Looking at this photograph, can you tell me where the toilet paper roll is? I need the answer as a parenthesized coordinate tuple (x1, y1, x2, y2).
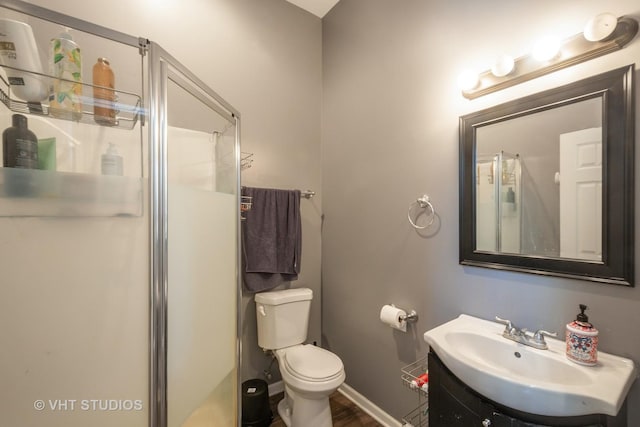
(380, 304, 407, 332)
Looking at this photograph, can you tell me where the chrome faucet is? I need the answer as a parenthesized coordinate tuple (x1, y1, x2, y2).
(495, 316, 557, 350)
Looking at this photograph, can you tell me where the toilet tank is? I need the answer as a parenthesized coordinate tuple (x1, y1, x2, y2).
(255, 288, 312, 350)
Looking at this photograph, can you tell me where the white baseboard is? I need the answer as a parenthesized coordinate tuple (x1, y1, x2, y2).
(268, 380, 401, 427)
(268, 380, 284, 396)
(338, 383, 402, 427)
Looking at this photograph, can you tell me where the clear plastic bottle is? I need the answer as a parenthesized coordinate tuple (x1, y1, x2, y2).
(101, 143, 123, 176)
(92, 57, 117, 126)
(49, 31, 82, 121)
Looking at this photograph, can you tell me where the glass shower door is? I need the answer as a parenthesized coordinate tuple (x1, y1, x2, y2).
(475, 151, 521, 253)
(149, 44, 240, 427)
(0, 4, 147, 427)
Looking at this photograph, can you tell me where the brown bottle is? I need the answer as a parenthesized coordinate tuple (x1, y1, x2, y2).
(92, 57, 117, 126)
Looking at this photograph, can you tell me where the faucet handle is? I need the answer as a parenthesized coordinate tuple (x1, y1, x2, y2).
(495, 316, 513, 332)
(533, 329, 557, 343)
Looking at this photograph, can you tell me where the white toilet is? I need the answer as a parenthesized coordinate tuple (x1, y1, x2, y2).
(255, 288, 345, 427)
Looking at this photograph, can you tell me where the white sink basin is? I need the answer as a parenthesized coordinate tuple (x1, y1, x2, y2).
(423, 314, 637, 417)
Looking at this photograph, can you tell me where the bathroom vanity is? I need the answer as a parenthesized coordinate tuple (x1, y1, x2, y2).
(423, 315, 636, 427)
(428, 350, 627, 427)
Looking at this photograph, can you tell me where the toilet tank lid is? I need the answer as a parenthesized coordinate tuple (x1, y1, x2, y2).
(255, 288, 312, 305)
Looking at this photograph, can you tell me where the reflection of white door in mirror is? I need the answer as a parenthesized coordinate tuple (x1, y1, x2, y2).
(559, 127, 602, 261)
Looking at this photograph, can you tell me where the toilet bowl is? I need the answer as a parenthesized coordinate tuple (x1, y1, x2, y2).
(275, 344, 345, 427)
(255, 288, 345, 427)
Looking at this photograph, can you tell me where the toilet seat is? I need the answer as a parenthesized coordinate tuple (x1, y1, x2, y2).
(281, 345, 344, 382)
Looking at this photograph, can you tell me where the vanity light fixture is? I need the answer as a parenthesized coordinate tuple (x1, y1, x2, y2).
(461, 14, 638, 99)
(457, 69, 480, 91)
(491, 54, 515, 77)
(531, 36, 561, 62)
(584, 13, 618, 41)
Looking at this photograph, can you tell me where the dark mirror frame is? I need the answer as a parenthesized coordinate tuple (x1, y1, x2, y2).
(459, 65, 635, 286)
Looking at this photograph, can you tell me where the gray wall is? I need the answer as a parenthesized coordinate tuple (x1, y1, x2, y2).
(234, 1, 323, 383)
(322, 0, 640, 423)
(24, 0, 323, 384)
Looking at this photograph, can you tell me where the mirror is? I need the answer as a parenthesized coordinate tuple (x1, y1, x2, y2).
(460, 65, 634, 286)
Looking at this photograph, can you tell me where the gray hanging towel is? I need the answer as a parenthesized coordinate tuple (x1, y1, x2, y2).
(242, 187, 301, 293)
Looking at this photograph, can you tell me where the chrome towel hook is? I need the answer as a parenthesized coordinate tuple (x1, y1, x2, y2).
(407, 194, 435, 229)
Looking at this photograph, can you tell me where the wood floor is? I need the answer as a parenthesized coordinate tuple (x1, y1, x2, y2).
(269, 391, 383, 427)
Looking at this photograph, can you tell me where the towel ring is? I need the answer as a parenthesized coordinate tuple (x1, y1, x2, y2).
(408, 194, 435, 229)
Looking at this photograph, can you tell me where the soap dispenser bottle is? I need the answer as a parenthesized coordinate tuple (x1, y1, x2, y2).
(101, 143, 123, 176)
(566, 304, 598, 366)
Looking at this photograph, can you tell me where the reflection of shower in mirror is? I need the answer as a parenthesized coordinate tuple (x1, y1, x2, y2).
(476, 151, 521, 254)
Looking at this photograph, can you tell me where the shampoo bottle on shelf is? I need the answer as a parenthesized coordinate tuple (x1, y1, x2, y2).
(0, 18, 48, 102)
(3, 113, 38, 169)
(49, 31, 82, 120)
(565, 304, 599, 366)
(101, 143, 123, 176)
(3, 114, 38, 196)
(92, 57, 117, 126)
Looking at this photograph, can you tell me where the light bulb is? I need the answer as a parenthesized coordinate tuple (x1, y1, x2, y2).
(458, 70, 480, 91)
(491, 54, 515, 77)
(532, 36, 561, 61)
(584, 13, 617, 42)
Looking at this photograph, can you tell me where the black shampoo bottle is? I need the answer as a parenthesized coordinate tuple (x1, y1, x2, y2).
(3, 113, 38, 169)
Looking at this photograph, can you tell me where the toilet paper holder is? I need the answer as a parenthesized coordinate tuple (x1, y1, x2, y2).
(400, 310, 419, 323)
(380, 304, 419, 332)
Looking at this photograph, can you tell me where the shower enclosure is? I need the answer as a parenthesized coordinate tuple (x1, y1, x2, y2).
(0, 2, 240, 427)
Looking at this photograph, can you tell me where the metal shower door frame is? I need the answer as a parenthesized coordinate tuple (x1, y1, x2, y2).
(148, 42, 242, 427)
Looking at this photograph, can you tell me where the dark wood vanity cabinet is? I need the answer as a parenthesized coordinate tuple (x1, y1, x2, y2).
(428, 351, 627, 427)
